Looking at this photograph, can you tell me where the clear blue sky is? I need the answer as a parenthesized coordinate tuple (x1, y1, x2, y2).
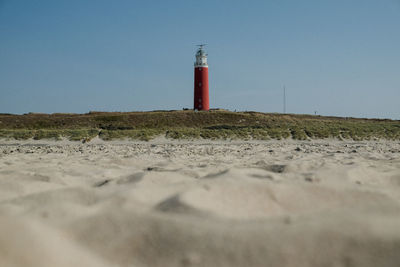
(1, 0, 399, 119)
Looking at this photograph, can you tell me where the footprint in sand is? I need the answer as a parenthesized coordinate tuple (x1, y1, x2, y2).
(255, 161, 287, 173)
(155, 195, 203, 215)
(116, 172, 145, 185)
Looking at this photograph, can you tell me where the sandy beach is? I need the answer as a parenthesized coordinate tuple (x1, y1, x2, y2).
(1, 139, 400, 267)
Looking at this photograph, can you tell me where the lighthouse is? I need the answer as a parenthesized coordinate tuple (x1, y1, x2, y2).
(194, 45, 209, 111)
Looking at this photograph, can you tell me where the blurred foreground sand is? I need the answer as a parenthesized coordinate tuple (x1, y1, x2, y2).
(1, 140, 400, 267)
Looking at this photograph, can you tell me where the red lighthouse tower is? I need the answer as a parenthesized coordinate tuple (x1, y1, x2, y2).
(194, 45, 209, 111)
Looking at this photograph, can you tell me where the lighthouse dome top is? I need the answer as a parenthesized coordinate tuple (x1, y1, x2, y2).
(196, 48, 207, 57)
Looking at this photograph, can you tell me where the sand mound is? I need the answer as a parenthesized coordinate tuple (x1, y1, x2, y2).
(1, 140, 400, 266)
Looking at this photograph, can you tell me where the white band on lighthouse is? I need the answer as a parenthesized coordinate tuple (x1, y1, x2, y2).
(194, 45, 208, 67)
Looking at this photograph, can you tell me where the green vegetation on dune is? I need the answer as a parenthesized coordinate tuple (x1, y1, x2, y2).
(0, 129, 99, 142)
(0, 110, 399, 141)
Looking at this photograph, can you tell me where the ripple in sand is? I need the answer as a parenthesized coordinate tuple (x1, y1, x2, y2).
(201, 169, 229, 179)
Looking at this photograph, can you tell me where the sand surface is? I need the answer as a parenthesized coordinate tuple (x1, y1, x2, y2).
(1, 139, 400, 267)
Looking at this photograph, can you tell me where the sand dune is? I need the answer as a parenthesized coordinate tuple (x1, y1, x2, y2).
(1, 140, 400, 266)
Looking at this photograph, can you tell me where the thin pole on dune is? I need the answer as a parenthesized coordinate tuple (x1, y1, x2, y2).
(283, 85, 286, 114)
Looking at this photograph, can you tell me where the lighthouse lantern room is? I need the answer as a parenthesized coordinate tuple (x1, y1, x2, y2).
(194, 45, 209, 111)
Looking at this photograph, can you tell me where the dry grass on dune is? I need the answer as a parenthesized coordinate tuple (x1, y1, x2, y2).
(0, 110, 399, 141)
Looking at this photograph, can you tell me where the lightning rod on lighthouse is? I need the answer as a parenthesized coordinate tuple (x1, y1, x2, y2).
(194, 44, 209, 111)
